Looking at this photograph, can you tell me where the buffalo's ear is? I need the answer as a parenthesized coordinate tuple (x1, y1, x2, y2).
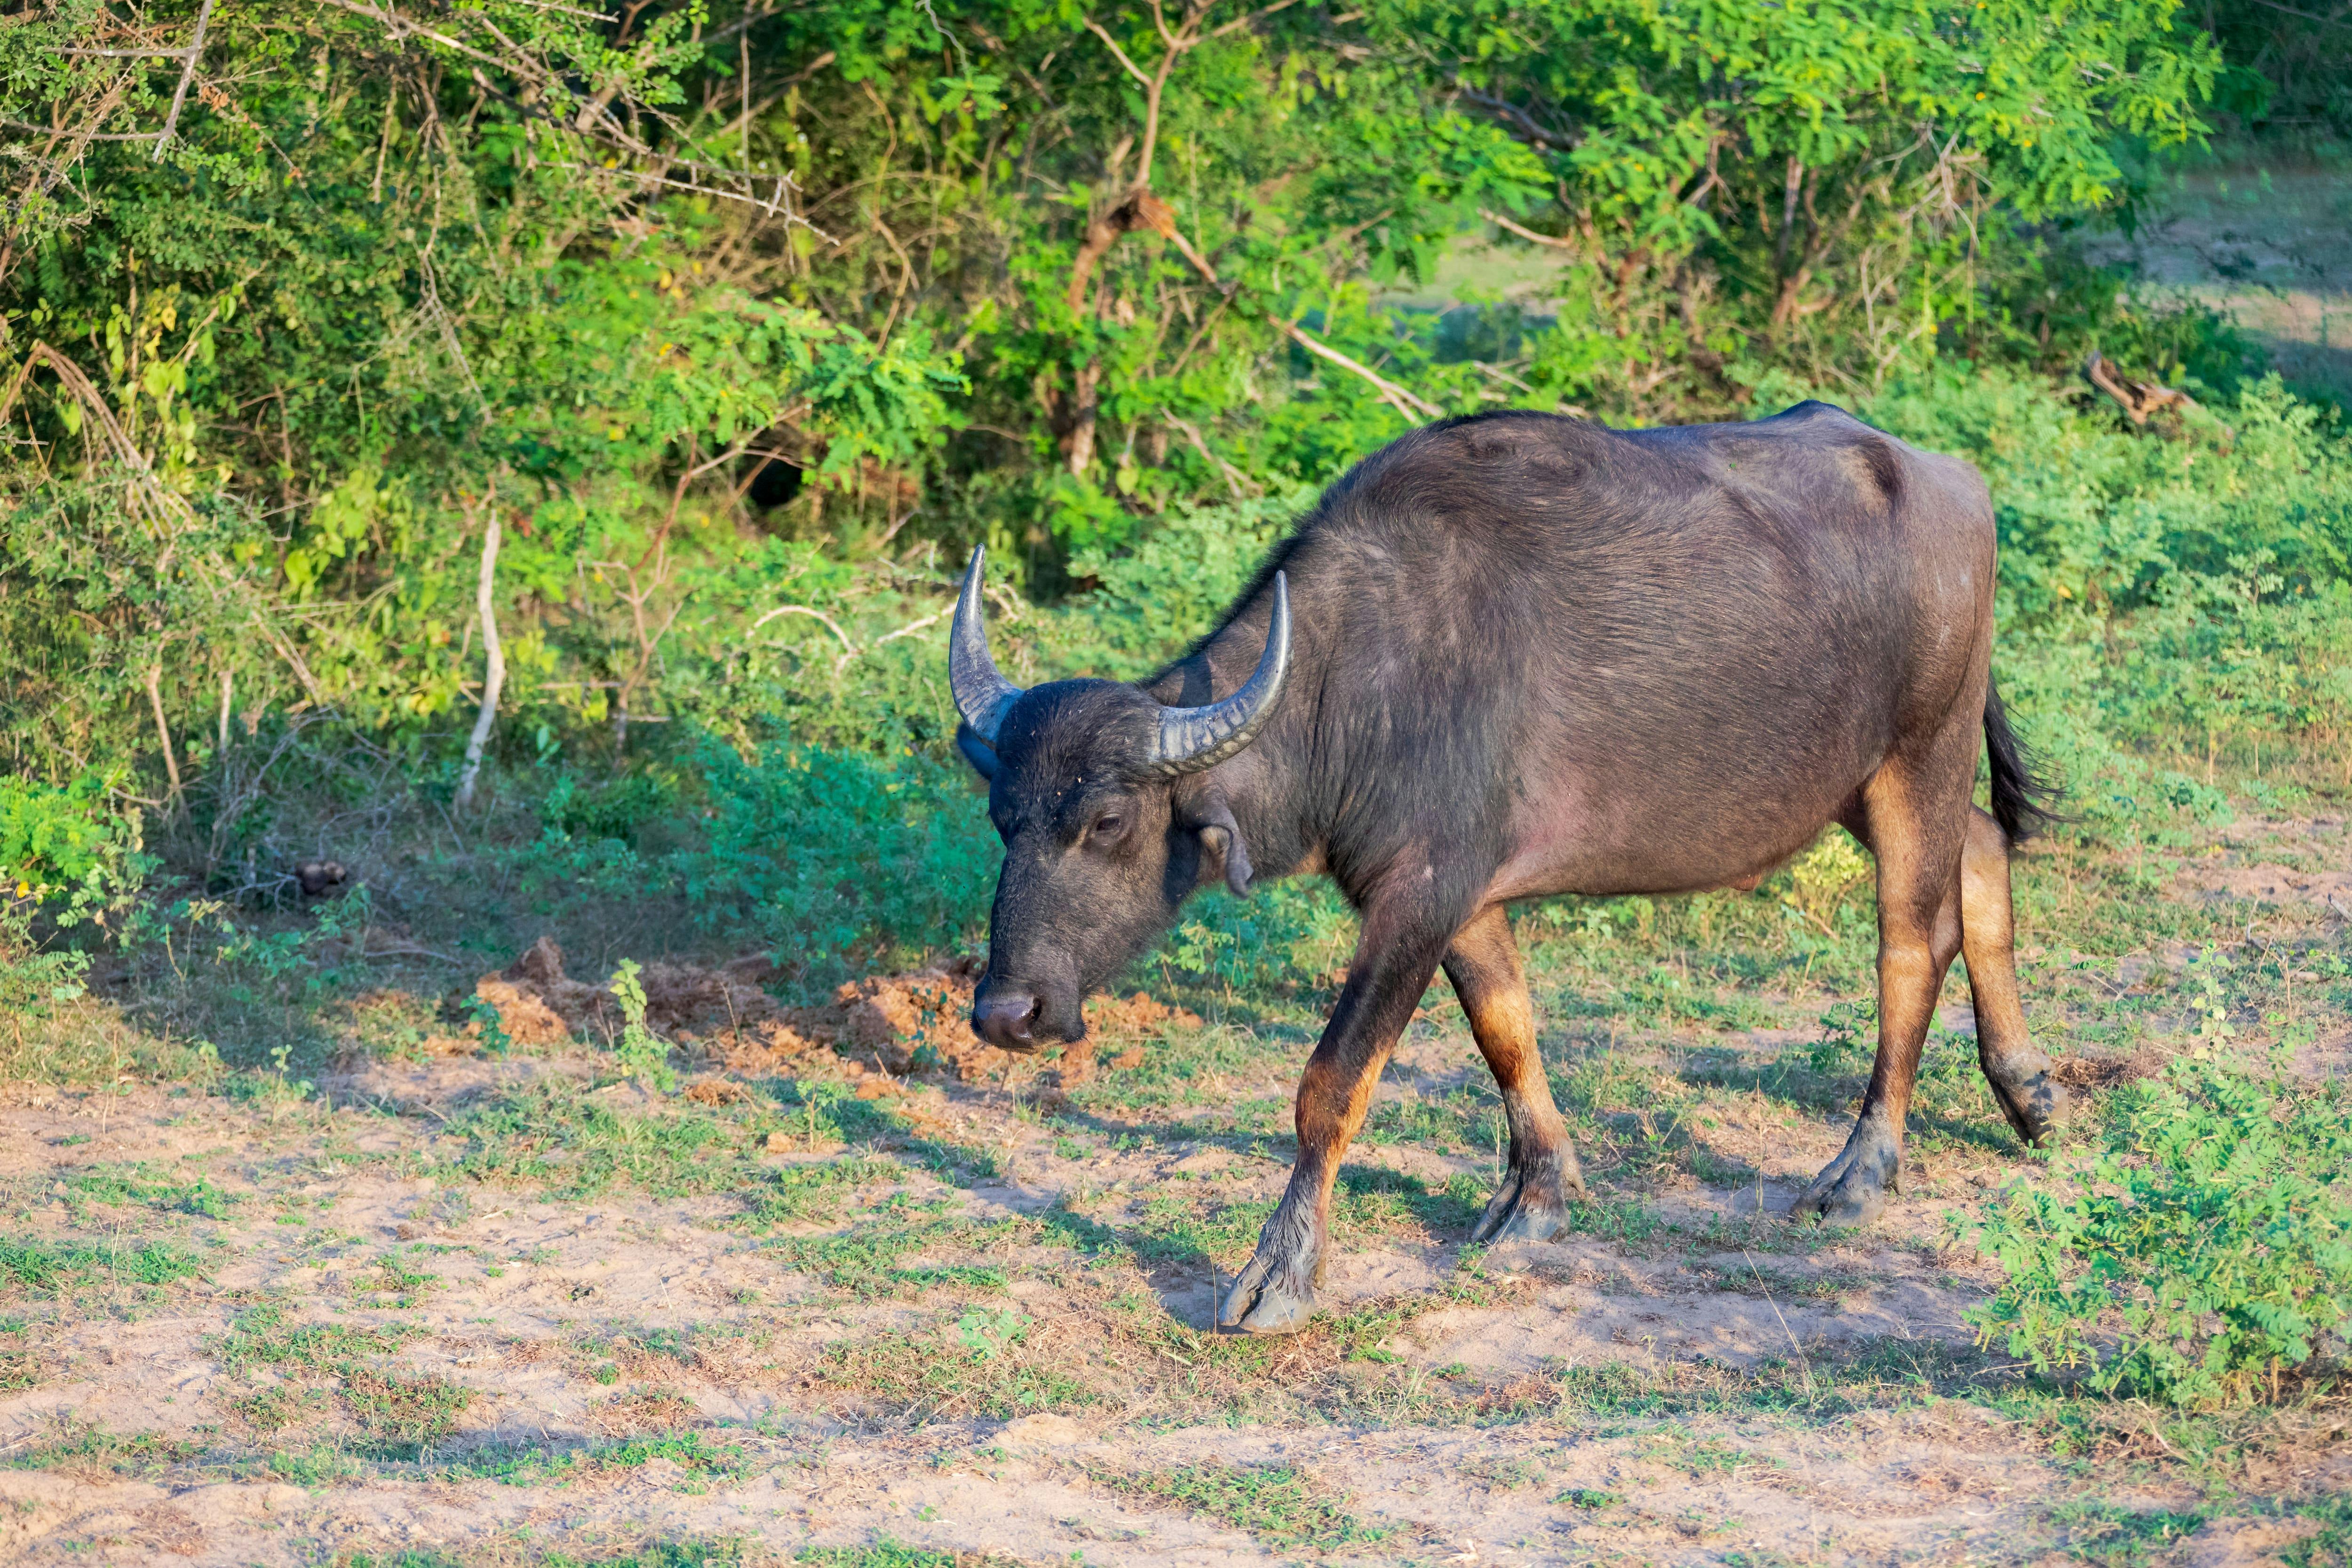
(955, 722, 999, 781)
(1185, 791, 1254, 896)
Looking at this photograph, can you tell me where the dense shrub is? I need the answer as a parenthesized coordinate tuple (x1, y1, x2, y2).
(1966, 1023, 2352, 1406)
(0, 773, 148, 1008)
(679, 740, 995, 986)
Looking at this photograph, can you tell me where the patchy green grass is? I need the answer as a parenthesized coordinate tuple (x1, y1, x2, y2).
(210, 1303, 422, 1369)
(1097, 1460, 1388, 1552)
(62, 1163, 241, 1218)
(797, 1545, 981, 1568)
(816, 1310, 1096, 1421)
(445, 1431, 749, 1487)
(2050, 1501, 2211, 1566)
(0, 1237, 204, 1294)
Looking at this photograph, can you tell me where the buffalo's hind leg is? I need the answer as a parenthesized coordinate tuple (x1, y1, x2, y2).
(1446, 906, 1586, 1242)
(1960, 807, 2068, 1144)
(1794, 770, 1966, 1227)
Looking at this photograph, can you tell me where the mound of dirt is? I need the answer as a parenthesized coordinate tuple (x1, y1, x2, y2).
(476, 936, 794, 1045)
(469, 939, 1199, 1086)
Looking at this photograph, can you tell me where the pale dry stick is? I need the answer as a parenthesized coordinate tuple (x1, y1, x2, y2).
(453, 490, 505, 812)
(215, 667, 233, 754)
(749, 602, 858, 662)
(1479, 207, 1576, 251)
(313, 0, 549, 87)
(56, 3, 212, 152)
(869, 611, 944, 654)
(144, 662, 183, 814)
(501, 0, 618, 17)
(1743, 1246, 1815, 1401)
(546, 162, 819, 227)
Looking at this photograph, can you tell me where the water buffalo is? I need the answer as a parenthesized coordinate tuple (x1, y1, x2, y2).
(948, 402, 2065, 1335)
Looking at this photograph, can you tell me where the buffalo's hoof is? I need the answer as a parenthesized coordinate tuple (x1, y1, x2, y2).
(1471, 1149, 1585, 1244)
(1791, 1125, 1899, 1227)
(1218, 1251, 1318, 1335)
(1987, 1060, 2070, 1147)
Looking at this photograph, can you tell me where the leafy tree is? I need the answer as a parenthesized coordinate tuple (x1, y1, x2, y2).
(0, 0, 2228, 803)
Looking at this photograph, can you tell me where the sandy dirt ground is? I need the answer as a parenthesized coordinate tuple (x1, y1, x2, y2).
(2089, 166, 2352, 400)
(3, 815, 2349, 1566)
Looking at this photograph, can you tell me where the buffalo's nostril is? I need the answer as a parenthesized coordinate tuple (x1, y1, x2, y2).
(972, 993, 1040, 1050)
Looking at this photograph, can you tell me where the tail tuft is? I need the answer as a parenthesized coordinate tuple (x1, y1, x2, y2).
(1984, 681, 2063, 842)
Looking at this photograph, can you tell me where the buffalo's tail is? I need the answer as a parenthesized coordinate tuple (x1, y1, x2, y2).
(1984, 681, 2062, 842)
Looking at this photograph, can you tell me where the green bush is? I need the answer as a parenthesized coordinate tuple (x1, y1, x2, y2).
(0, 772, 144, 905)
(0, 772, 147, 1009)
(1964, 1037, 2352, 1406)
(677, 740, 994, 988)
(1062, 487, 1313, 678)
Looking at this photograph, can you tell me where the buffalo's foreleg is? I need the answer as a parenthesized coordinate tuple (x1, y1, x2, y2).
(1795, 774, 1965, 1226)
(1960, 806, 2068, 1143)
(1445, 906, 1585, 1242)
(1219, 899, 1452, 1335)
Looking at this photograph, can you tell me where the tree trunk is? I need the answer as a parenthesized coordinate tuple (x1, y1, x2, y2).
(1062, 359, 1103, 474)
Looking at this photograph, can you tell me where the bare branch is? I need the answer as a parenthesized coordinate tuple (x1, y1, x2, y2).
(1207, 0, 1303, 40)
(1279, 318, 1440, 420)
(871, 610, 945, 650)
(1160, 406, 1260, 498)
(1141, 200, 1442, 420)
(152, 0, 216, 160)
(2247, 0, 2352, 29)
(1081, 16, 1156, 90)
(1454, 87, 1577, 150)
(1481, 207, 1575, 250)
(750, 603, 860, 669)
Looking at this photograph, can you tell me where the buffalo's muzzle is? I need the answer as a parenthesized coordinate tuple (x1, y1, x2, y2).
(972, 990, 1041, 1051)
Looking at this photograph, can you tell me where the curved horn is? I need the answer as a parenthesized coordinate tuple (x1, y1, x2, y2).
(948, 545, 1023, 742)
(1145, 572, 1291, 776)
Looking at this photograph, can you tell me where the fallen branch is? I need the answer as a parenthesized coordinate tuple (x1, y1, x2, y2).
(2083, 351, 2199, 426)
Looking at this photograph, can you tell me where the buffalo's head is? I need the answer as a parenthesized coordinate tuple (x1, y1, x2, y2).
(948, 546, 1290, 1050)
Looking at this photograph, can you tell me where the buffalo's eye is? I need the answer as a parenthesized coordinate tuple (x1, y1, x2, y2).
(1090, 812, 1126, 842)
